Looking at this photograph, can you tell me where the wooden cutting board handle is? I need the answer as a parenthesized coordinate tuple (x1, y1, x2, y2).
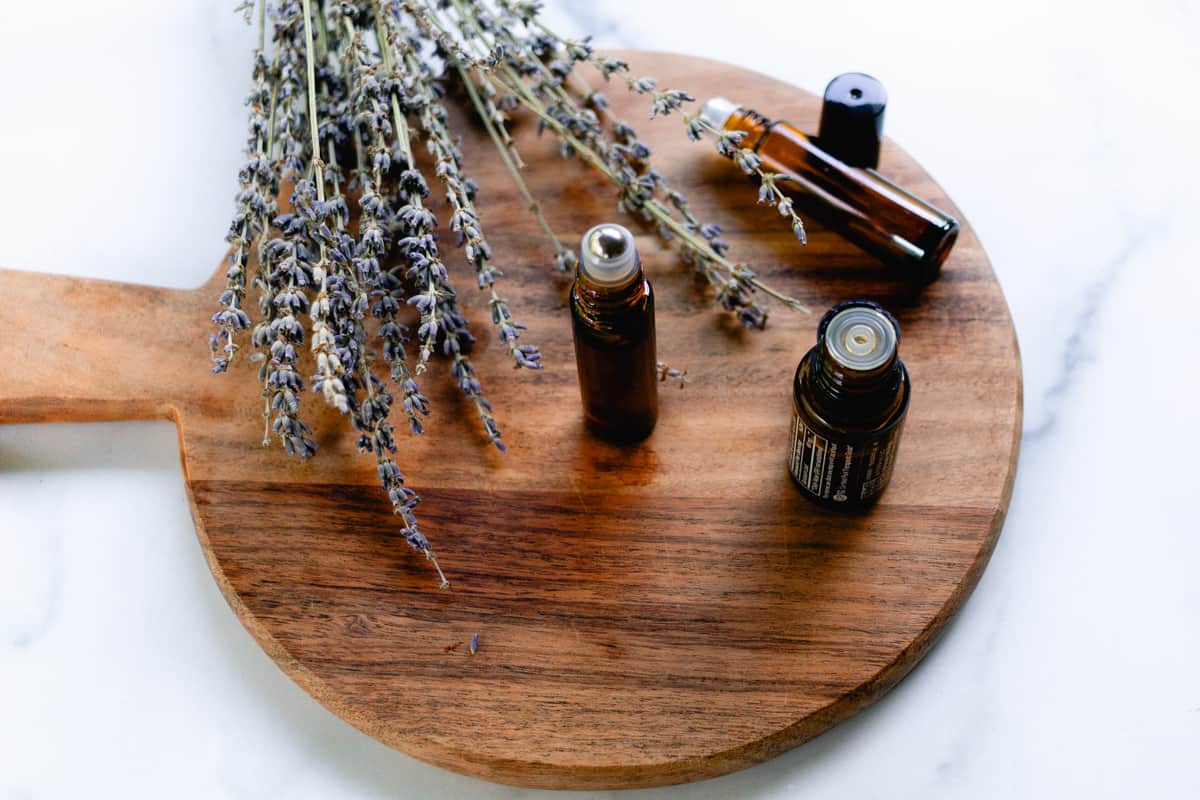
(0, 267, 211, 424)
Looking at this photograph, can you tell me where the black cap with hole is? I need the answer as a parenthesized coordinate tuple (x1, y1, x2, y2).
(817, 72, 887, 169)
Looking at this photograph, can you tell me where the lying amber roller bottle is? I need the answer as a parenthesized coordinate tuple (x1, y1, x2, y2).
(788, 300, 910, 508)
(570, 223, 658, 441)
(700, 82, 960, 283)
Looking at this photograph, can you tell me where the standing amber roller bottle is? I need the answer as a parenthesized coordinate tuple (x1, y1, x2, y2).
(570, 223, 658, 441)
(701, 74, 960, 283)
(789, 300, 910, 509)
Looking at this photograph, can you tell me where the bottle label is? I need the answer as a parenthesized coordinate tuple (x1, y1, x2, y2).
(788, 408, 903, 504)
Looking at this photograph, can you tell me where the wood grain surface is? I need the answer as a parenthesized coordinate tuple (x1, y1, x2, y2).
(0, 52, 1022, 789)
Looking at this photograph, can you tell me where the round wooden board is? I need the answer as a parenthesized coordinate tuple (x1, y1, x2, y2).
(0, 53, 1021, 789)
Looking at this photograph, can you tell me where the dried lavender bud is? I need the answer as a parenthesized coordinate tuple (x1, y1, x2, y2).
(259, 178, 321, 460)
(628, 76, 657, 94)
(564, 37, 593, 63)
(733, 147, 763, 174)
(656, 360, 689, 389)
(649, 88, 694, 118)
(211, 30, 279, 374)
(554, 248, 578, 273)
(755, 172, 807, 244)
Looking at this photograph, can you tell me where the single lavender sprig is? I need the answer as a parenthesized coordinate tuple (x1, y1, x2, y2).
(246, 4, 288, 443)
(251, 0, 322, 458)
(300, 0, 361, 419)
(211, 3, 277, 373)
(684, 114, 808, 245)
(261, 180, 320, 459)
(272, 1, 309, 181)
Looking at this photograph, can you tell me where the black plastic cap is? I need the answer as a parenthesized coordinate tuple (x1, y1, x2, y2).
(817, 73, 887, 168)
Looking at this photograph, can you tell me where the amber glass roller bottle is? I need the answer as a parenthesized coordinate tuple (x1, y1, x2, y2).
(569, 224, 659, 441)
(701, 90, 960, 283)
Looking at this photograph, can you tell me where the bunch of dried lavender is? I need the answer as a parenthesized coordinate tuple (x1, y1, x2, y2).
(210, 0, 808, 583)
(419, 0, 809, 324)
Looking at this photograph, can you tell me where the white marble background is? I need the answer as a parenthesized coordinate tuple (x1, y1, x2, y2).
(1, 0, 1198, 797)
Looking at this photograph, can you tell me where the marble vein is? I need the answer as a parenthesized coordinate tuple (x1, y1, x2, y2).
(1020, 231, 1149, 443)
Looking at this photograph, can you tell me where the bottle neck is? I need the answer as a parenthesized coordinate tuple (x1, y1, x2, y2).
(573, 263, 648, 316)
(725, 108, 798, 153)
(814, 339, 900, 397)
(799, 344, 906, 428)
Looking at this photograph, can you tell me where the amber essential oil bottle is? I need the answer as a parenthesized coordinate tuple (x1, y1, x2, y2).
(700, 83, 959, 283)
(789, 300, 910, 509)
(570, 224, 658, 441)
